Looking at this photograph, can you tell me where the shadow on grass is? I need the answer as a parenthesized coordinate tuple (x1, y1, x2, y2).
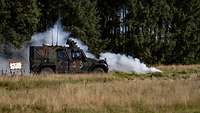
(112, 72, 164, 79)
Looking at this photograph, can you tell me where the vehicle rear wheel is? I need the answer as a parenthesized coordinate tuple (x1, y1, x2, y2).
(93, 67, 105, 73)
(40, 68, 54, 75)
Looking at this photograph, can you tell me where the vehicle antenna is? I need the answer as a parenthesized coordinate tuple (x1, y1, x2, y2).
(52, 29, 54, 46)
(56, 0, 61, 46)
(56, 24, 58, 46)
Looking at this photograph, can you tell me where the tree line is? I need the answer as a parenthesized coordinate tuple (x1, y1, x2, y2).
(0, 0, 200, 64)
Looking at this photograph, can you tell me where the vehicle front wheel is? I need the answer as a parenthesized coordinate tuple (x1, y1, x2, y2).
(92, 67, 105, 73)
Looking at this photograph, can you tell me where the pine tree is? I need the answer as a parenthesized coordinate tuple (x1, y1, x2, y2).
(168, 0, 200, 64)
(0, 0, 40, 47)
(125, 0, 200, 64)
(0, 0, 10, 44)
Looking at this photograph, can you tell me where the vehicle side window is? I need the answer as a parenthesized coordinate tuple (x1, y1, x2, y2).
(57, 51, 66, 60)
(72, 51, 82, 60)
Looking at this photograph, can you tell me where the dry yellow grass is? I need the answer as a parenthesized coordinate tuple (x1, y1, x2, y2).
(0, 65, 199, 113)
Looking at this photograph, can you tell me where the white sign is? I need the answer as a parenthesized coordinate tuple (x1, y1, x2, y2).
(9, 62, 22, 70)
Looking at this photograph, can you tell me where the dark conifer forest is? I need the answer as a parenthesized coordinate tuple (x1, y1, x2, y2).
(0, 0, 200, 64)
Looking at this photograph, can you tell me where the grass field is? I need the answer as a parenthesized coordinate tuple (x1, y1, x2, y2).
(0, 65, 200, 113)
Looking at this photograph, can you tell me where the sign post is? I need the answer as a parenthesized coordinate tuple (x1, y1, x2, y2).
(9, 62, 23, 76)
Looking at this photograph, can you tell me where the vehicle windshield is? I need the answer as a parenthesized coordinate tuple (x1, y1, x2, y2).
(72, 50, 86, 61)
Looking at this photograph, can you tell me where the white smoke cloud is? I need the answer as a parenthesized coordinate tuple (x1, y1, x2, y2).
(0, 56, 9, 71)
(30, 21, 95, 59)
(100, 53, 161, 74)
(31, 21, 69, 46)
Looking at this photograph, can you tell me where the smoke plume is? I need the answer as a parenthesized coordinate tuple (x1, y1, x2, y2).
(30, 21, 95, 59)
(0, 56, 9, 71)
(100, 53, 161, 74)
(31, 21, 69, 46)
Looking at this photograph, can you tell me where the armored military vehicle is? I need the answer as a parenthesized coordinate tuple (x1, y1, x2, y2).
(29, 39, 109, 74)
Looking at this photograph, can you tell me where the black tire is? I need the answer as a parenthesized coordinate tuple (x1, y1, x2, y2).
(93, 67, 105, 73)
(40, 67, 54, 75)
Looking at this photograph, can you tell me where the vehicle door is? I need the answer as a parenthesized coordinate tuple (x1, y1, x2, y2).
(56, 50, 69, 73)
(70, 50, 84, 72)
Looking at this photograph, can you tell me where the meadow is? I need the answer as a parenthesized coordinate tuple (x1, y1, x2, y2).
(0, 65, 200, 113)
